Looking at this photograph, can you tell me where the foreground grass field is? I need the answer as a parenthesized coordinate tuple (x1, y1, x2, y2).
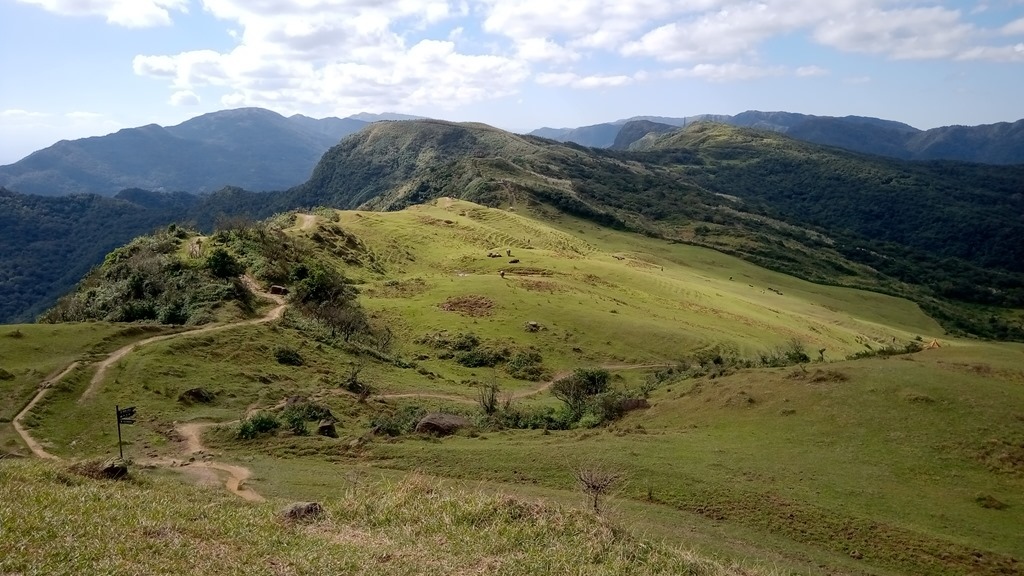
(7, 200, 1022, 575)
(0, 458, 753, 576)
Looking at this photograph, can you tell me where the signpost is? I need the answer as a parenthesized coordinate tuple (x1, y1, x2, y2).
(115, 405, 136, 459)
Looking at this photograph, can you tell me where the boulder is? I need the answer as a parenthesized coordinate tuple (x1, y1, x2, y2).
(317, 419, 338, 438)
(282, 502, 324, 522)
(177, 387, 215, 404)
(415, 413, 471, 436)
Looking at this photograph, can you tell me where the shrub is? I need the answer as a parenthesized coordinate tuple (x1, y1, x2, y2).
(237, 412, 281, 439)
(370, 406, 427, 436)
(285, 411, 309, 436)
(478, 380, 500, 415)
(505, 348, 546, 381)
(275, 346, 304, 366)
(281, 401, 333, 423)
(204, 248, 245, 279)
(456, 346, 507, 368)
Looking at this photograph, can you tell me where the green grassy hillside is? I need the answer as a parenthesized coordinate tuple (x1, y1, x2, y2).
(12, 202, 1024, 574)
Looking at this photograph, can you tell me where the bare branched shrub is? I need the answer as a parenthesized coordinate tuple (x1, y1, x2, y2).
(572, 464, 622, 514)
(478, 378, 500, 415)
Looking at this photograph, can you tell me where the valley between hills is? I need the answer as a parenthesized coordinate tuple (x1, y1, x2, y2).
(1, 117, 1023, 576)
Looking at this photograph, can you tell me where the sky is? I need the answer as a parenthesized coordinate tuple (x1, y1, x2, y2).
(1, 0, 1023, 164)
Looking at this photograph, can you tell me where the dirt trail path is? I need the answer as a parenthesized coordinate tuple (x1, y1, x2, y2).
(168, 421, 264, 502)
(374, 363, 674, 404)
(79, 277, 286, 403)
(11, 362, 82, 460)
(14, 275, 284, 502)
(296, 213, 317, 231)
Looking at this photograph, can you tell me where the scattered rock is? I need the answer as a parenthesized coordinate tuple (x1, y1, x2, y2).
(317, 419, 338, 438)
(0, 367, 14, 381)
(975, 494, 1009, 510)
(282, 502, 325, 522)
(178, 387, 216, 404)
(284, 395, 309, 406)
(69, 458, 129, 480)
(415, 413, 471, 436)
(524, 321, 546, 332)
(508, 259, 520, 264)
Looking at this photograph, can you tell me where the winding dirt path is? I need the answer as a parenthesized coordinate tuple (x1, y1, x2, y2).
(13, 276, 285, 502)
(374, 363, 675, 404)
(11, 362, 82, 460)
(169, 422, 264, 502)
(79, 277, 285, 403)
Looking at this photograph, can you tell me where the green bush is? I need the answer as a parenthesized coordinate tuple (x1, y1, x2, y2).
(204, 248, 244, 279)
(492, 405, 575, 431)
(456, 346, 508, 368)
(505, 348, 546, 381)
(274, 346, 304, 366)
(284, 412, 308, 436)
(237, 412, 281, 439)
(369, 406, 427, 436)
(281, 401, 333, 423)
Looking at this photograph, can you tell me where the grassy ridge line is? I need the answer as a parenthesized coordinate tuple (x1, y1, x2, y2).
(0, 459, 760, 576)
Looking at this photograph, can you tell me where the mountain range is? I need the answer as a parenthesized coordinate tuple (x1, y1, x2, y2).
(0, 109, 375, 196)
(532, 111, 1024, 163)
(2, 119, 1022, 343)
(1, 108, 1022, 199)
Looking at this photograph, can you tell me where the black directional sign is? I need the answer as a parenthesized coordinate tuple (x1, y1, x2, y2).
(115, 405, 137, 459)
(117, 406, 136, 424)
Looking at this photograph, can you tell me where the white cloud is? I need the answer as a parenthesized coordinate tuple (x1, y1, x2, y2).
(795, 65, 829, 77)
(133, 1, 529, 114)
(1, 109, 51, 118)
(515, 38, 580, 63)
(65, 111, 104, 119)
(1001, 17, 1024, 35)
(665, 63, 785, 82)
(479, 0, 720, 50)
(16, 0, 187, 27)
(814, 7, 973, 59)
(118, 0, 1024, 110)
(169, 90, 201, 106)
(958, 43, 1024, 62)
(535, 72, 639, 88)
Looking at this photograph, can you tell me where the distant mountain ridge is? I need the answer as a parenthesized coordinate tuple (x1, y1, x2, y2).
(530, 111, 1024, 164)
(0, 108, 418, 196)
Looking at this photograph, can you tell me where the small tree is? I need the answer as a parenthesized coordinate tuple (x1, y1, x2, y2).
(551, 368, 610, 419)
(573, 464, 622, 514)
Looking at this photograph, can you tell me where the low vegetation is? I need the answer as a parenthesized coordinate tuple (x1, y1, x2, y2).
(2, 459, 750, 575)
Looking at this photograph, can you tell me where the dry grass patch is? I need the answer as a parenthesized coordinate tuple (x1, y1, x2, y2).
(439, 295, 496, 317)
